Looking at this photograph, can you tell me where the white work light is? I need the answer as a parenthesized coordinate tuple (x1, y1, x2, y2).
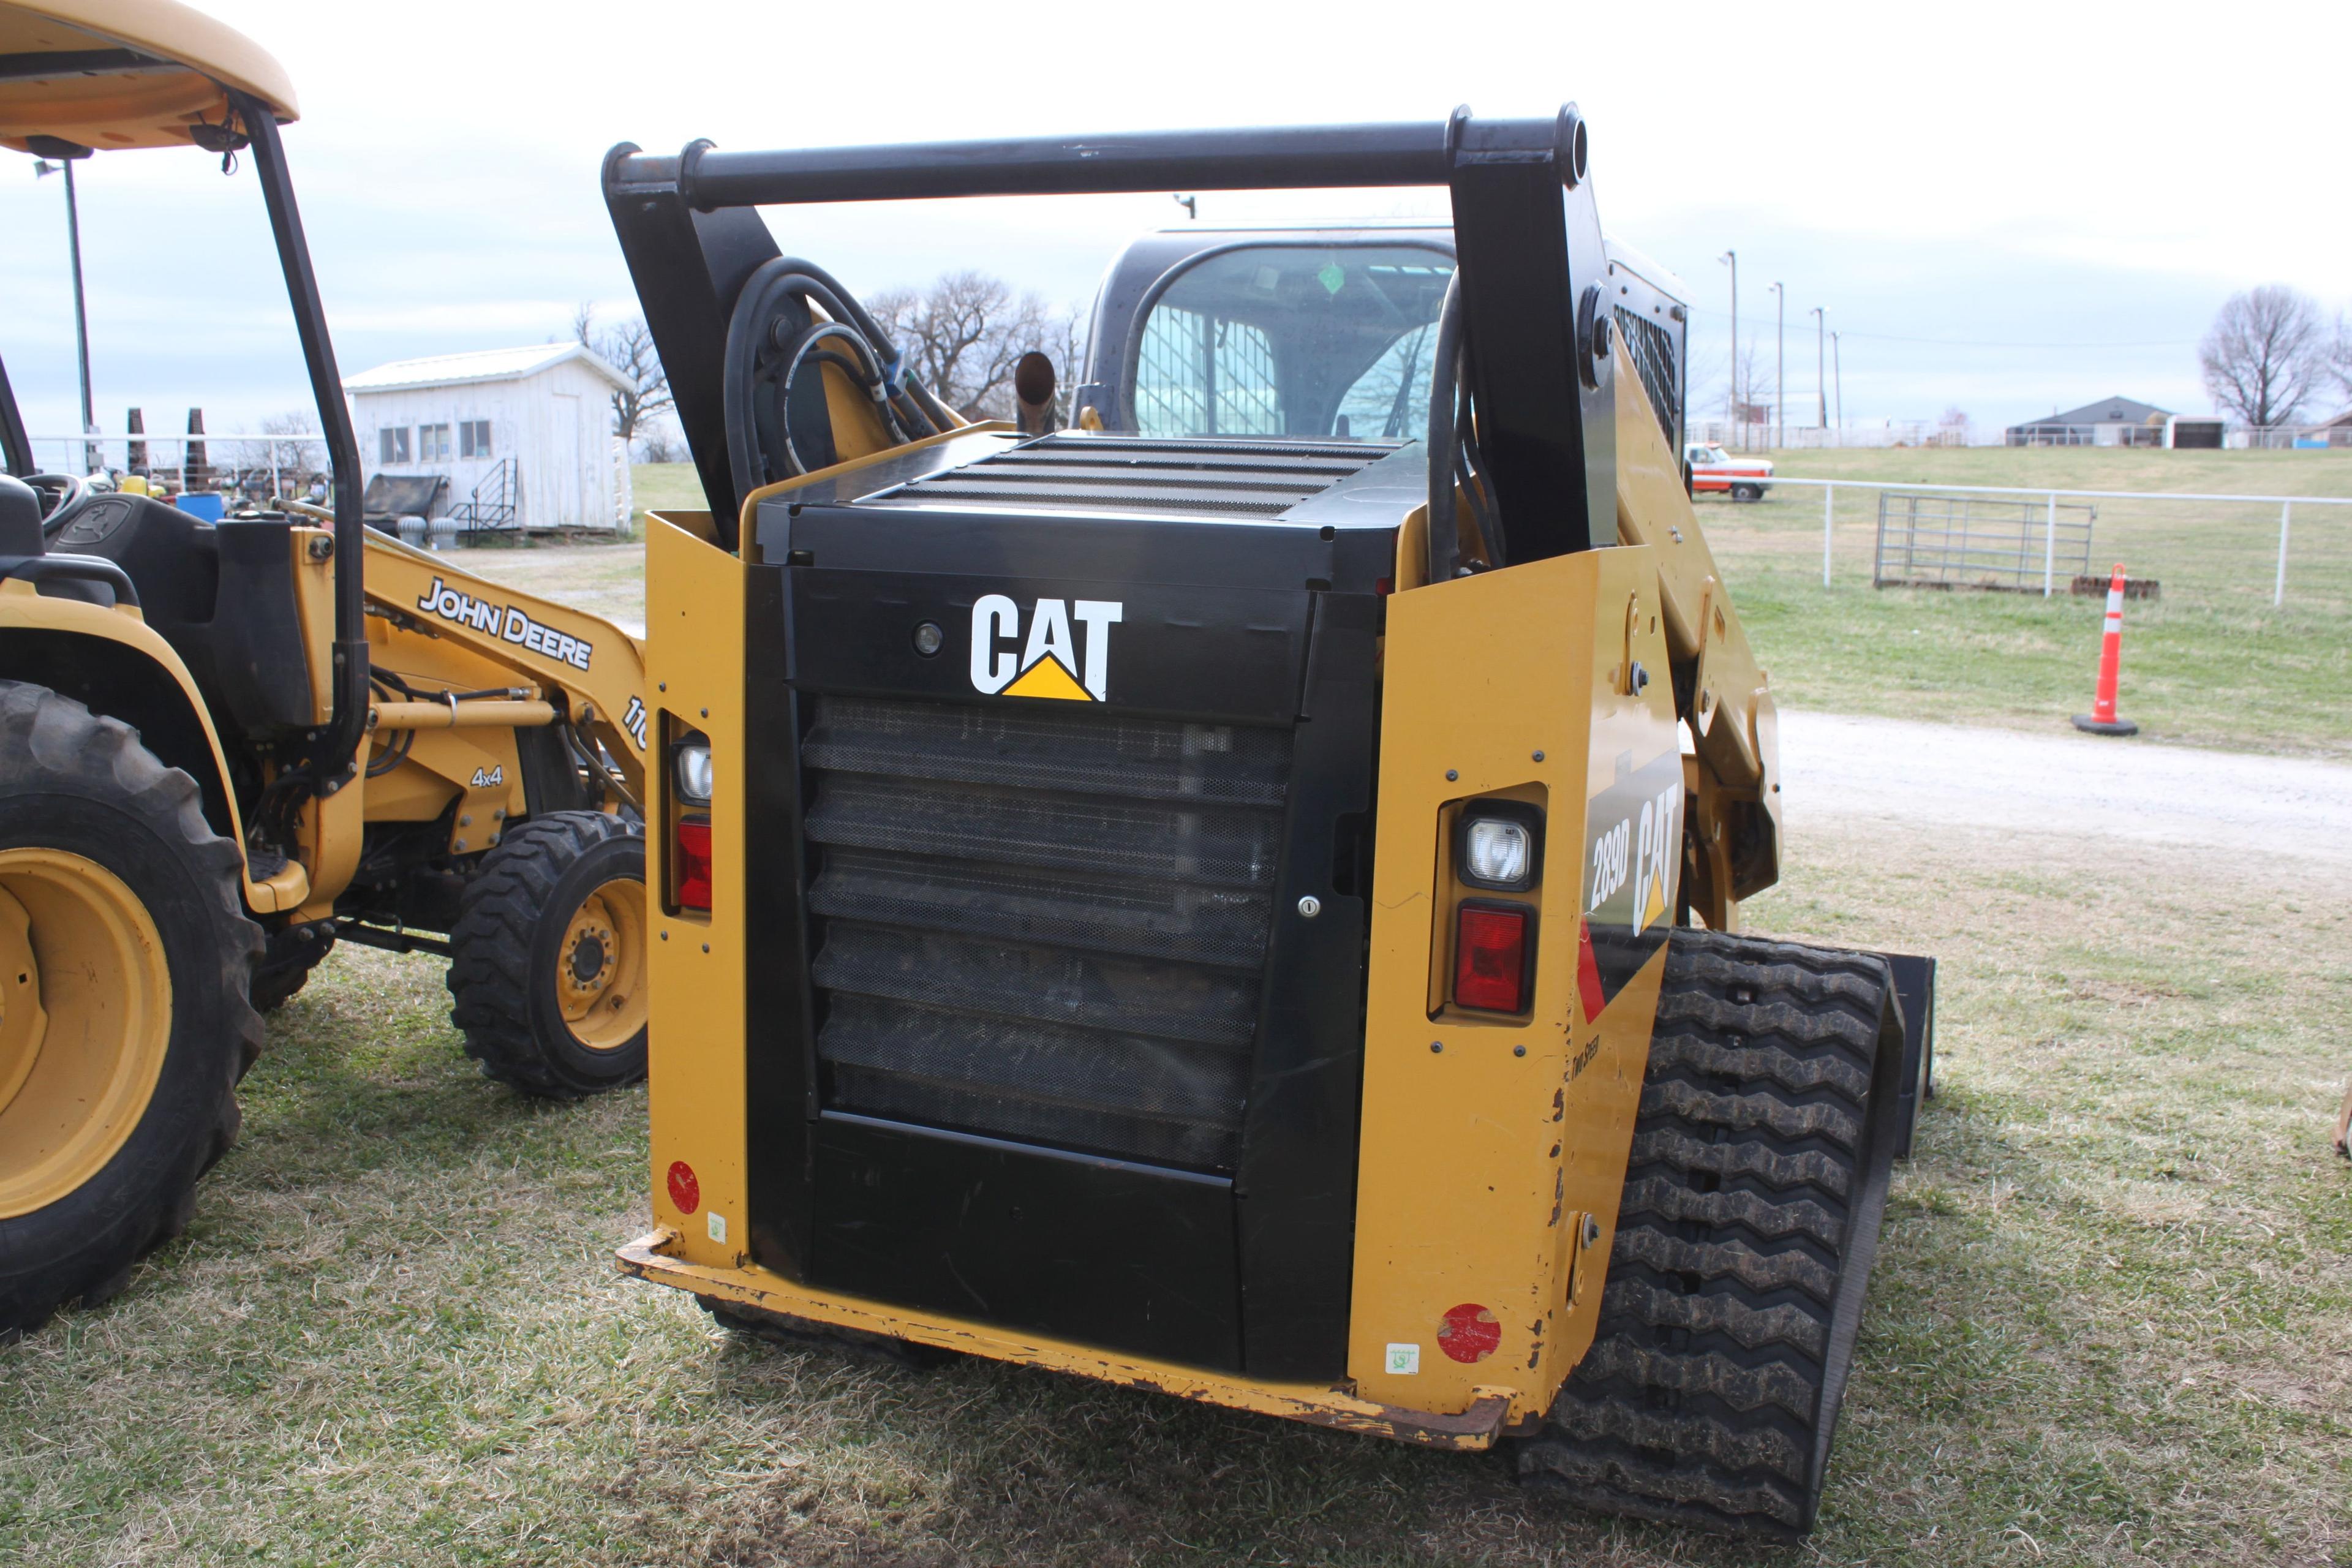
(1455, 801, 1545, 892)
(674, 740, 714, 805)
(1464, 818, 1531, 887)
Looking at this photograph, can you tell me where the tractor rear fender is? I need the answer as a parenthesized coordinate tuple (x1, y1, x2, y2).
(0, 581, 303, 914)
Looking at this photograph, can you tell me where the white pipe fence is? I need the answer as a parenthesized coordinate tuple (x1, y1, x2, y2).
(1763, 477, 2350, 606)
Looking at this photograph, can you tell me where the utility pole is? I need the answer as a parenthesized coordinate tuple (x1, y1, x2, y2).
(34, 141, 97, 472)
(1718, 250, 1737, 448)
(1809, 306, 1826, 436)
(1769, 281, 1785, 449)
(1831, 331, 1843, 435)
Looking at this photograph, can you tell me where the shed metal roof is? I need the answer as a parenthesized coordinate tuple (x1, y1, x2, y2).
(2008, 394, 2172, 431)
(344, 342, 629, 395)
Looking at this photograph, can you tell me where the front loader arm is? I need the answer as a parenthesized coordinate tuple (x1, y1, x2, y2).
(1608, 344, 1782, 925)
(357, 530, 649, 804)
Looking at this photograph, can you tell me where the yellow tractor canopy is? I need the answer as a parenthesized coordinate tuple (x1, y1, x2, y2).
(0, 0, 295, 154)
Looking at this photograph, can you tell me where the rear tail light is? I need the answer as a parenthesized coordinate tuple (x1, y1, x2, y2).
(1454, 903, 1530, 1012)
(675, 818, 713, 911)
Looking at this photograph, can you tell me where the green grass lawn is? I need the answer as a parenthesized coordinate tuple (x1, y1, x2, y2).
(4, 815, 2346, 1567)
(1691, 448, 2352, 757)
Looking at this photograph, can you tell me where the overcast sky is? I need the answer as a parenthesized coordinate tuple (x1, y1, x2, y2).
(4, 0, 2346, 450)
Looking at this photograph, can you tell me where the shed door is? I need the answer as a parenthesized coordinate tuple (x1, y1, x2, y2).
(551, 393, 583, 527)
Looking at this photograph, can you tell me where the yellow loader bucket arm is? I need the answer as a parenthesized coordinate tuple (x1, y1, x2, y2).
(359, 530, 649, 804)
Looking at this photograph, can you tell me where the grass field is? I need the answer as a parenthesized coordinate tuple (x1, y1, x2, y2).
(4, 813, 2346, 1567)
(1675, 448, 2352, 757)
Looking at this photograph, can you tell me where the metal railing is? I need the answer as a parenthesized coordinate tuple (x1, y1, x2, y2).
(1766, 476, 2350, 605)
(445, 457, 520, 532)
(1873, 492, 2095, 591)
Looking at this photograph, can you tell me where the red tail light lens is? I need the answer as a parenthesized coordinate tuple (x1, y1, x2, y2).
(675, 817, 713, 911)
(1454, 903, 1529, 1012)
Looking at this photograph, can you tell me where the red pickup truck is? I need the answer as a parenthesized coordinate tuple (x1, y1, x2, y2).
(1684, 443, 1774, 502)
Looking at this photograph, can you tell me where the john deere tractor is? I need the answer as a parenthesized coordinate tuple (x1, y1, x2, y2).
(1, 1, 653, 1336)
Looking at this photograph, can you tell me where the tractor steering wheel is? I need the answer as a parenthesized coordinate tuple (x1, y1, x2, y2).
(24, 473, 91, 536)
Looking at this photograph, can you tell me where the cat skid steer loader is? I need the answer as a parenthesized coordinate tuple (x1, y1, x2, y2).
(608, 113, 1937, 1537)
(1, 1, 653, 1337)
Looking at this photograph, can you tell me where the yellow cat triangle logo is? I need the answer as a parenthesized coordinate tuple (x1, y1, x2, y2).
(1003, 653, 1091, 701)
(1641, 864, 1667, 929)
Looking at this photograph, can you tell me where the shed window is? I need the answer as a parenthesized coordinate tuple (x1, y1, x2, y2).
(459, 419, 493, 459)
(379, 426, 410, 464)
(418, 423, 451, 462)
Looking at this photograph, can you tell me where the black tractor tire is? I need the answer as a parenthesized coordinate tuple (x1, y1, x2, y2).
(0, 682, 264, 1338)
(1513, 929, 1907, 1538)
(445, 810, 647, 1099)
(697, 1294, 955, 1370)
(1731, 482, 1764, 502)
(251, 921, 336, 1012)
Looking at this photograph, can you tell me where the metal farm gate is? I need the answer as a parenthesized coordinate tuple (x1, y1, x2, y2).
(1874, 491, 2096, 591)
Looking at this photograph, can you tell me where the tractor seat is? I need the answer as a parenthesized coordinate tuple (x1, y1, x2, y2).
(0, 473, 136, 607)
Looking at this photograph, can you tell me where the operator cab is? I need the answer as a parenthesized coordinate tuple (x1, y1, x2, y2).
(1072, 224, 1690, 456)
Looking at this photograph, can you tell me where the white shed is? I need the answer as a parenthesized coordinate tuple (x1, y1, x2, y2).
(344, 344, 634, 533)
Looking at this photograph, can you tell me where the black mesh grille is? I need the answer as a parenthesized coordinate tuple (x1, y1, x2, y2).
(1616, 306, 1681, 450)
(865, 434, 1399, 519)
(804, 693, 1292, 1171)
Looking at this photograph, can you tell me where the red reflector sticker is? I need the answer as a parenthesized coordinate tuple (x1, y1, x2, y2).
(1438, 1302, 1501, 1363)
(666, 1160, 701, 1215)
(1575, 917, 1607, 1023)
(1454, 905, 1529, 1012)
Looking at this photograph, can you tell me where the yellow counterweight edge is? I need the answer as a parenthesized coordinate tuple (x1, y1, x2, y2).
(618, 1229, 1512, 1451)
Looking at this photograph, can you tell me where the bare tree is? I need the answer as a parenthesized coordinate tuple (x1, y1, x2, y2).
(2199, 286, 2324, 429)
(228, 410, 326, 494)
(1717, 337, 1767, 444)
(575, 304, 676, 445)
(2330, 309, 2352, 410)
(868, 271, 1080, 421)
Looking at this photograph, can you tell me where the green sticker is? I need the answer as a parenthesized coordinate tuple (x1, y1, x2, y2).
(1318, 262, 1346, 295)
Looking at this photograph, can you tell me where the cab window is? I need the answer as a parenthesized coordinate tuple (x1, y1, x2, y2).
(1126, 244, 1453, 440)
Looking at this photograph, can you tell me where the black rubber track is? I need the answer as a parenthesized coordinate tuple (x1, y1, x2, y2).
(1514, 928, 1906, 1537)
(0, 682, 264, 1338)
(445, 810, 646, 1099)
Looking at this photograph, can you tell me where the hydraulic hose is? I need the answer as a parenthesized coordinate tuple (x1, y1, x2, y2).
(722, 257, 960, 502)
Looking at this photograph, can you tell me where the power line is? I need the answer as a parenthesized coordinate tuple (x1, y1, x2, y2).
(1681, 303, 2193, 350)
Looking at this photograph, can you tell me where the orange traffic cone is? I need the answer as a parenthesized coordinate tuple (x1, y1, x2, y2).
(2072, 563, 2138, 736)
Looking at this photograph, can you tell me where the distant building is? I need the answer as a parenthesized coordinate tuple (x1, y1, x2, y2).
(2005, 396, 2176, 448)
(344, 344, 632, 532)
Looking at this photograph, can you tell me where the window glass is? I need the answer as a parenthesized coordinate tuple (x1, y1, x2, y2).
(379, 426, 410, 464)
(418, 423, 451, 462)
(459, 419, 492, 459)
(1127, 244, 1452, 440)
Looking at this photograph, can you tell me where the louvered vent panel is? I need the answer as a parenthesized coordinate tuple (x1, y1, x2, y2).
(864, 434, 1401, 519)
(803, 694, 1293, 1172)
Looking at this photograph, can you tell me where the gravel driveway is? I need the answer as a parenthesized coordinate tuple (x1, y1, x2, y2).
(1781, 709, 2352, 865)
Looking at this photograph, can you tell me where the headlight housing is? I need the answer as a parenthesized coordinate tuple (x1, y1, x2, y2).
(1455, 801, 1544, 891)
(673, 735, 713, 805)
